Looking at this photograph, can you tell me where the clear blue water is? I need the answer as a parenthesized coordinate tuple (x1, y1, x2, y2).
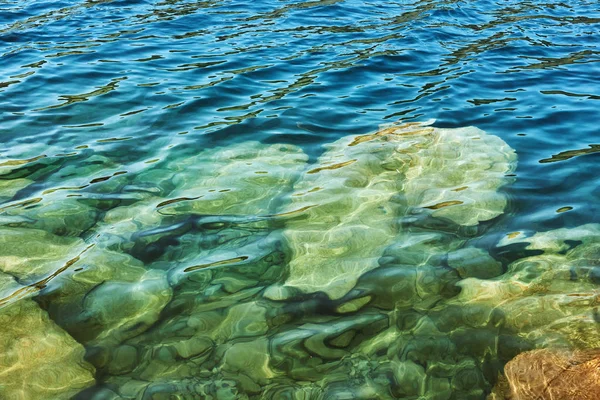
(1, 1, 599, 399)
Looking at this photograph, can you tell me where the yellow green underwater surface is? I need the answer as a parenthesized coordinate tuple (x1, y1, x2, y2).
(1, 121, 599, 399)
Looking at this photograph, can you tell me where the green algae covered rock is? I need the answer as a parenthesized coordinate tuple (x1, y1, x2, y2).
(36, 244, 172, 352)
(401, 125, 515, 227)
(2, 198, 99, 237)
(448, 247, 504, 279)
(0, 152, 121, 237)
(0, 298, 95, 400)
(0, 271, 24, 303)
(100, 141, 308, 259)
(277, 122, 516, 299)
(38, 141, 305, 399)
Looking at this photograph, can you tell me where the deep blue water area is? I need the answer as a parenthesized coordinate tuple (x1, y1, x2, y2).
(1, 1, 599, 399)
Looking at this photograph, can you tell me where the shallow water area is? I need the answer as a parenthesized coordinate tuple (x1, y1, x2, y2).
(1, 1, 600, 399)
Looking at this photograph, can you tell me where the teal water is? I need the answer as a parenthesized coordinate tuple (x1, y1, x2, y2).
(0, 1, 599, 399)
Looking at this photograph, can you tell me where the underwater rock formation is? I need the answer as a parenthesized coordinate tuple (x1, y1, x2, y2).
(461, 224, 600, 399)
(0, 178, 31, 203)
(3, 198, 99, 237)
(0, 153, 124, 237)
(489, 348, 600, 400)
(276, 122, 516, 299)
(0, 122, 549, 400)
(37, 245, 172, 350)
(101, 141, 307, 258)
(69, 142, 308, 399)
(58, 123, 521, 400)
(162, 141, 308, 216)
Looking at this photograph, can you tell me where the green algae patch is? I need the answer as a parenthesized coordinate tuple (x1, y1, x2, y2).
(278, 122, 516, 299)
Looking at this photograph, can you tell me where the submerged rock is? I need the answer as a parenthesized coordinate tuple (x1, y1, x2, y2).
(278, 122, 516, 299)
(37, 245, 172, 349)
(3, 198, 99, 237)
(101, 141, 307, 260)
(0, 153, 123, 237)
(57, 141, 307, 398)
(0, 178, 32, 203)
(490, 348, 600, 400)
(0, 297, 95, 400)
(162, 141, 308, 216)
(455, 224, 600, 348)
(0, 227, 89, 284)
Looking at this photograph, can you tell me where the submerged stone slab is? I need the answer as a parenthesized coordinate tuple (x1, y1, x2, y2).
(100, 141, 307, 262)
(161, 141, 308, 216)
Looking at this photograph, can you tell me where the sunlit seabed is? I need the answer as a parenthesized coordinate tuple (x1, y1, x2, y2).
(1, 0, 600, 399)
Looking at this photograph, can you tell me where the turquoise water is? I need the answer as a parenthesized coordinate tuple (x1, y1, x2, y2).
(1, 1, 599, 399)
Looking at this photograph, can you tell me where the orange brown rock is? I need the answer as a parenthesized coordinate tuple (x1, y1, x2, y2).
(495, 348, 600, 399)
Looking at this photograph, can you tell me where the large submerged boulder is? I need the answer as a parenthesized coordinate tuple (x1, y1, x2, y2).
(277, 122, 516, 299)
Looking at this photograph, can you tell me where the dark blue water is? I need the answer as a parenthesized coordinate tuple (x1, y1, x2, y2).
(1, 1, 599, 399)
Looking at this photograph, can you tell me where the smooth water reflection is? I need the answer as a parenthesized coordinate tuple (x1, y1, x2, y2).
(1, 0, 600, 399)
